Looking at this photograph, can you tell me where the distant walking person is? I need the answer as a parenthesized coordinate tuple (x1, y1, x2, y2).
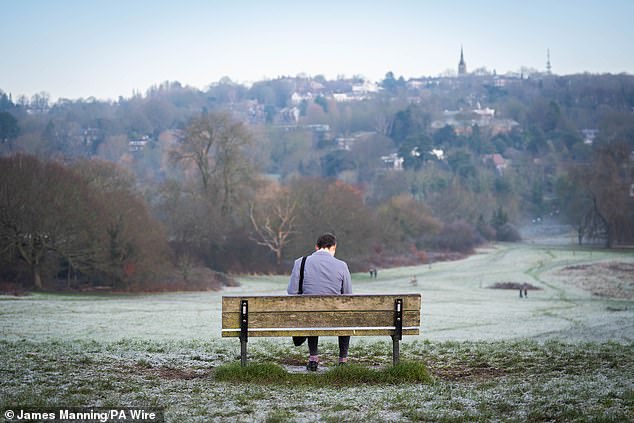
(287, 233, 352, 371)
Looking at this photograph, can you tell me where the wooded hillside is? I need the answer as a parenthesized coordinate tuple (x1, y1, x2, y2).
(1, 73, 633, 290)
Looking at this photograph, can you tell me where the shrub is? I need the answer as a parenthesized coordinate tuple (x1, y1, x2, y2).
(496, 223, 522, 242)
(426, 220, 481, 253)
(476, 215, 497, 241)
(165, 267, 238, 291)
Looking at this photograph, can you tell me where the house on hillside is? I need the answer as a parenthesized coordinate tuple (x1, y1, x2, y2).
(309, 80, 325, 92)
(291, 92, 313, 105)
(381, 153, 404, 170)
(335, 136, 355, 150)
(482, 153, 508, 174)
(129, 135, 150, 153)
(493, 75, 522, 87)
(82, 127, 101, 149)
(333, 93, 351, 102)
(246, 100, 266, 124)
(352, 80, 380, 94)
(432, 106, 518, 136)
(278, 107, 300, 124)
(581, 129, 599, 145)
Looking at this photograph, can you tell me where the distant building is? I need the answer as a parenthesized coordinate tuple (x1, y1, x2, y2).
(305, 124, 330, 132)
(309, 80, 325, 92)
(335, 136, 355, 150)
(581, 129, 599, 145)
(381, 153, 404, 170)
(431, 149, 445, 160)
(352, 80, 380, 95)
(82, 127, 101, 148)
(431, 105, 518, 136)
(291, 92, 313, 105)
(278, 107, 300, 124)
(129, 136, 150, 153)
(482, 153, 509, 174)
(490, 119, 519, 136)
(458, 46, 467, 76)
(493, 75, 522, 87)
(332, 93, 351, 102)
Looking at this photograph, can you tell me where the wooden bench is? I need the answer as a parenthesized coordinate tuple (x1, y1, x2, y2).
(221, 294, 421, 366)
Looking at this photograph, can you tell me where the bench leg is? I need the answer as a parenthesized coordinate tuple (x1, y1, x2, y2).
(392, 335, 400, 365)
(240, 338, 247, 366)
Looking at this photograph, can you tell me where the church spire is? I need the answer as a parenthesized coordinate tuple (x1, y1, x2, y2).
(458, 45, 467, 75)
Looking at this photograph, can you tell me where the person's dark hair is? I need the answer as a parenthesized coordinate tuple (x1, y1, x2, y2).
(316, 233, 337, 249)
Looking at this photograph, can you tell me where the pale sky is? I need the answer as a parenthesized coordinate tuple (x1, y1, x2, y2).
(2, 0, 633, 101)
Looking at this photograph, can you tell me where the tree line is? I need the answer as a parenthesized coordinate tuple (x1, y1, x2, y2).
(0, 155, 170, 290)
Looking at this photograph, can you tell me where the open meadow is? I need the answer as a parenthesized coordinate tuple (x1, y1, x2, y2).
(1, 243, 633, 422)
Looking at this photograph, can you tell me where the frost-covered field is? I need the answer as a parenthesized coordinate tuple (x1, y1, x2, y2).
(1, 243, 633, 421)
(2, 244, 632, 343)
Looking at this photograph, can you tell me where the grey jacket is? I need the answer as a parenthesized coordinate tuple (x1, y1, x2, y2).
(287, 250, 352, 295)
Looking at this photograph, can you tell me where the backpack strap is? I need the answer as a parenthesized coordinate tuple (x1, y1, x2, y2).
(298, 256, 307, 294)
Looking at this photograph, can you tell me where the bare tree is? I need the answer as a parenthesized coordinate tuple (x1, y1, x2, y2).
(374, 112, 394, 136)
(568, 142, 634, 247)
(30, 91, 50, 113)
(249, 184, 297, 265)
(170, 111, 255, 215)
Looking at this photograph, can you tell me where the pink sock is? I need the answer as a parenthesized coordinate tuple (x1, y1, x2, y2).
(339, 357, 348, 363)
(309, 355, 319, 362)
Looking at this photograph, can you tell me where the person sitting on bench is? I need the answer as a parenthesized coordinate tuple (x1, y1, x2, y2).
(287, 233, 352, 371)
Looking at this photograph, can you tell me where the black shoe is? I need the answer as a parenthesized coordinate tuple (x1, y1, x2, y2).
(293, 336, 307, 346)
(307, 360, 318, 371)
(338, 361, 348, 366)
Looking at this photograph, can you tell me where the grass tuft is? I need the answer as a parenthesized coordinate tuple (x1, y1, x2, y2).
(213, 360, 433, 386)
(385, 361, 435, 383)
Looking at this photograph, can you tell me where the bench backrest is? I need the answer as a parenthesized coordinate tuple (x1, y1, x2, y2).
(221, 294, 421, 338)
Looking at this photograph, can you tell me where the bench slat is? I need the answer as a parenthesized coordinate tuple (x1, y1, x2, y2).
(221, 327, 420, 337)
(222, 310, 420, 330)
(221, 294, 421, 313)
